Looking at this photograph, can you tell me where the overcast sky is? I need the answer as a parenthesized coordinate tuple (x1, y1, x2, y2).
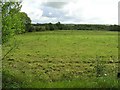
(21, 0, 120, 24)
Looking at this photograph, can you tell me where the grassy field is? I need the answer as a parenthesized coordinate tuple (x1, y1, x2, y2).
(2, 30, 119, 88)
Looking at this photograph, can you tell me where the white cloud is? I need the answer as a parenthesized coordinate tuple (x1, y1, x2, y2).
(21, 0, 119, 24)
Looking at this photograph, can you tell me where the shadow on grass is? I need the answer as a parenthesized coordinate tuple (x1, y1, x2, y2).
(2, 70, 22, 88)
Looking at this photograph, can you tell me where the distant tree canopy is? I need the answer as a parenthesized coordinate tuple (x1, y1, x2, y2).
(31, 22, 120, 32)
(1, 1, 31, 43)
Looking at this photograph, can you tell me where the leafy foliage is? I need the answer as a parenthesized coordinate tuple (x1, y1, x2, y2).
(2, 1, 31, 43)
(2, 1, 21, 43)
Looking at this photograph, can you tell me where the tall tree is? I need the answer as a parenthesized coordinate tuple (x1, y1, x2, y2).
(1, 0, 31, 60)
(2, 0, 31, 43)
(18, 12, 31, 32)
(2, 1, 22, 43)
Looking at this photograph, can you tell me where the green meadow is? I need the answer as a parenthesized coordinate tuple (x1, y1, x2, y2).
(2, 30, 119, 88)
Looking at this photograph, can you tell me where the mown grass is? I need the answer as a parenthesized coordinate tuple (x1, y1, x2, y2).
(2, 30, 119, 88)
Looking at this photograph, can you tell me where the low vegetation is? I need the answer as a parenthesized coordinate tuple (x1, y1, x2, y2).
(2, 30, 118, 88)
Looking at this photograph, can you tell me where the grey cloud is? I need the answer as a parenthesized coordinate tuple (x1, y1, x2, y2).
(43, 2, 68, 9)
(40, 4, 84, 24)
(42, 6, 66, 18)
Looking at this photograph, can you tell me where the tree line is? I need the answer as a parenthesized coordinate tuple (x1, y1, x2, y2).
(30, 22, 120, 32)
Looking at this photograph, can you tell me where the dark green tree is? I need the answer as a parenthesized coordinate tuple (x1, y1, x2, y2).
(15, 12, 31, 33)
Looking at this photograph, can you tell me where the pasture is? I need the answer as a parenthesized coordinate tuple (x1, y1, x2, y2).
(2, 30, 119, 88)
